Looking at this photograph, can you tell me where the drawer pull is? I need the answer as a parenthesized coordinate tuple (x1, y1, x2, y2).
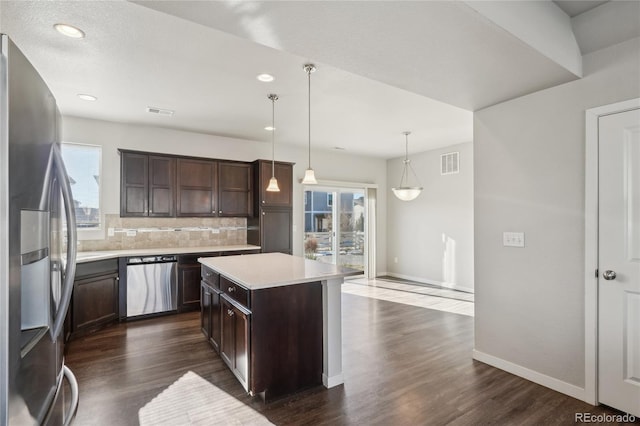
(227, 309, 234, 317)
(228, 286, 235, 293)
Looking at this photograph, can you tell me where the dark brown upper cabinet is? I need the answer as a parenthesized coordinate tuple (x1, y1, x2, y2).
(255, 160, 293, 207)
(149, 155, 175, 216)
(120, 151, 175, 217)
(176, 158, 217, 217)
(218, 161, 253, 217)
(120, 151, 279, 220)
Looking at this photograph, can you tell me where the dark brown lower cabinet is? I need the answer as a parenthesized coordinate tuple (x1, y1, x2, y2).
(259, 207, 293, 254)
(201, 265, 322, 401)
(178, 264, 201, 311)
(180, 250, 259, 312)
(200, 280, 221, 353)
(220, 295, 250, 390)
(72, 259, 119, 337)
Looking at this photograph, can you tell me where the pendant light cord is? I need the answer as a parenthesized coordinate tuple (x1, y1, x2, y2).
(307, 67, 312, 169)
(271, 95, 276, 178)
(405, 133, 409, 162)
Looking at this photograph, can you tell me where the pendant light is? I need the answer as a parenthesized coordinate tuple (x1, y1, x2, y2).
(266, 94, 280, 192)
(301, 63, 318, 185)
(392, 131, 423, 201)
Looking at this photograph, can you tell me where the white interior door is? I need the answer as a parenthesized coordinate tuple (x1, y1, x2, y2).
(598, 108, 640, 416)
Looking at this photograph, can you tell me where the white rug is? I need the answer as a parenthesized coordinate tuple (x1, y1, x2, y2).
(138, 371, 274, 426)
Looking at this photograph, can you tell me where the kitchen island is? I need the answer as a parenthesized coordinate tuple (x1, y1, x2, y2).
(198, 252, 360, 401)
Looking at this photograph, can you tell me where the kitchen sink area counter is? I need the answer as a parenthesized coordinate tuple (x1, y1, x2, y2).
(65, 245, 261, 341)
(199, 253, 360, 401)
(76, 244, 261, 263)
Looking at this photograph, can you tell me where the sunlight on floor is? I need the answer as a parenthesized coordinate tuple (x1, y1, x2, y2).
(138, 371, 273, 425)
(343, 277, 474, 317)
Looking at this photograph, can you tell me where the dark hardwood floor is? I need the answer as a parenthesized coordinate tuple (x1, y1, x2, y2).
(65, 293, 636, 425)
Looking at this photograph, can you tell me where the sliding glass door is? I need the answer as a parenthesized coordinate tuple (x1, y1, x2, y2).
(304, 188, 366, 272)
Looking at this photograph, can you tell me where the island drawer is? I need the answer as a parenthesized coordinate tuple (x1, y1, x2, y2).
(201, 266, 219, 289)
(220, 276, 249, 308)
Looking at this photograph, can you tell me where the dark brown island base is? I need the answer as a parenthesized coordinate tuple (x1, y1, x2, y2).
(199, 252, 360, 402)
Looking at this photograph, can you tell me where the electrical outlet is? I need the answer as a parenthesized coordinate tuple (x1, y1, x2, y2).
(211, 228, 220, 234)
(503, 232, 525, 247)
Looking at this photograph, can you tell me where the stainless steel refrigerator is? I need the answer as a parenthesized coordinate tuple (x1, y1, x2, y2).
(1, 34, 79, 425)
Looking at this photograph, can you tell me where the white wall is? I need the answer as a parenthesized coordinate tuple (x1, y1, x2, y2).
(386, 142, 474, 292)
(474, 37, 640, 392)
(61, 116, 388, 274)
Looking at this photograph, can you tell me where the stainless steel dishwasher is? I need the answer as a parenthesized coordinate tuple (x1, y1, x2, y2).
(126, 255, 177, 318)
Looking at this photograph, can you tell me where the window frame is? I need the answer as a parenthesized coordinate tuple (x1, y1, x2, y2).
(60, 141, 103, 238)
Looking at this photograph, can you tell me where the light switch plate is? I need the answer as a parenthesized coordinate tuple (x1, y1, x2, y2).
(503, 232, 525, 247)
(107, 227, 115, 237)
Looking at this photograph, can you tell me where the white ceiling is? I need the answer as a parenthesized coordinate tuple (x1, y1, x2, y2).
(1, 1, 637, 159)
(554, 0, 609, 17)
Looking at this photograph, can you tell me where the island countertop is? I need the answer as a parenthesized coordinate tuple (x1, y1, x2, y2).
(198, 252, 360, 290)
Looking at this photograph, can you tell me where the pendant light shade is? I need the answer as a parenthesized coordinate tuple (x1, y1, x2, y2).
(301, 63, 318, 185)
(392, 131, 423, 201)
(266, 94, 280, 192)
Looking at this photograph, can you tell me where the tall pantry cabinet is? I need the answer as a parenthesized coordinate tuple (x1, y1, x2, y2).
(247, 160, 294, 254)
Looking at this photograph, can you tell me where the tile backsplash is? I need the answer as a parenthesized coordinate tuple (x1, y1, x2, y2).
(78, 214, 247, 251)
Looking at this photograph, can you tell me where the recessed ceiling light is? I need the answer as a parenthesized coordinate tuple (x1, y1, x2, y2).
(77, 94, 97, 101)
(257, 74, 274, 82)
(264, 126, 275, 131)
(54, 23, 85, 39)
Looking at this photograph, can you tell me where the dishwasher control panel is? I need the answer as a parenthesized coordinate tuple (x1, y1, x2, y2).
(127, 255, 177, 264)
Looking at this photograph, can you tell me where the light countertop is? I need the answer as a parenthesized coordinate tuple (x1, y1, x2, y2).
(76, 245, 260, 263)
(198, 252, 361, 290)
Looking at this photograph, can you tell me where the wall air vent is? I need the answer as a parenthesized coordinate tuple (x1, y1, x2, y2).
(441, 152, 459, 175)
(146, 106, 174, 116)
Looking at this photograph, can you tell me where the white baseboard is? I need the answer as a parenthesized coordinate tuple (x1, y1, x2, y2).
(322, 373, 344, 388)
(384, 272, 474, 294)
(472, 349, 586, 402)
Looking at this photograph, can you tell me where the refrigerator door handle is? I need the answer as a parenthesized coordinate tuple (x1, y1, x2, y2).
(50, 144, 77, 340)
(62, 365, 79, 426)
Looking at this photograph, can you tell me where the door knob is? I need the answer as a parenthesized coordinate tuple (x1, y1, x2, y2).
(603, 270, 617, 280)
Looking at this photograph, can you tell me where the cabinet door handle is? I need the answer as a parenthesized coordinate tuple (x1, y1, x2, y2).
(228, 286, 235, 293)
(227, 309, 234, 316)
(262, 200, 265, 204)
(262, 211, 265, 216)
(219, 210, 222, 214)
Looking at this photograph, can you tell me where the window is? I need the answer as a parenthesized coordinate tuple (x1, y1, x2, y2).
(60, 142, 102, 229)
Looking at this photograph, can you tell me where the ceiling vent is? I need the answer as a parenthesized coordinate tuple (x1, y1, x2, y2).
(146, 106, 174, 116)
(441, 152, 459, 175)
